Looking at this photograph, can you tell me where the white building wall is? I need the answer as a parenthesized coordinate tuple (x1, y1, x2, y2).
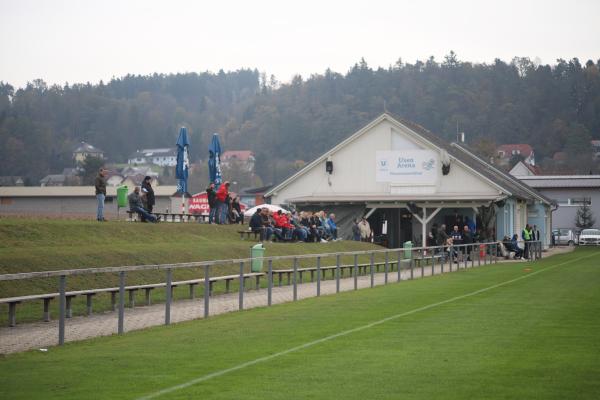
(271, 119, 501, 204)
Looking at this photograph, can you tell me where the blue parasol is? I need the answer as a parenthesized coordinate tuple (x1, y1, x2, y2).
(208, 133, 222, 188)
(175, 126, 190, 195)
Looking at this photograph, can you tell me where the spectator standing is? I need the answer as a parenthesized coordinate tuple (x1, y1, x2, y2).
(206, 183, 217, 224)
(215, 181, 230, 224)
(231, 197, 243, 224)
(522, 224, 533, 259)
(436, 224, 449, 247)
(450, 225, 463, 258)
(95, 168, 107, 222)
(463, 225, 473, 261)
(359, 217, 372, 242)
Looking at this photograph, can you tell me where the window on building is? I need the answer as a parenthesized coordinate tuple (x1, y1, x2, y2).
(557, 197, 592, 206)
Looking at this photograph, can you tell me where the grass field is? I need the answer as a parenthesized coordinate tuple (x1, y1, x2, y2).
(0, 218, 379, 323)
(0, 247, 598, 399)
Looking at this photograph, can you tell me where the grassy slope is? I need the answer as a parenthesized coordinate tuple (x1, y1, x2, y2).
(0, 247, 598, 399)
(0, 218, 380, 323)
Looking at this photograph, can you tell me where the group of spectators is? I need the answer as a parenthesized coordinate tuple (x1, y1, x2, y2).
(428, 223, 476, 263)
(206, 182, 243, 225)
(95, 168, 160, 223)
(249, 208, 340, 242)
(502, 224, 540, 260)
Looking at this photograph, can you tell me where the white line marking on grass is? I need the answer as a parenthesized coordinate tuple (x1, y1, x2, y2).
(137, 252, 597, 400)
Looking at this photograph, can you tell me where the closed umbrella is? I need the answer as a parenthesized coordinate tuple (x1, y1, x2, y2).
(208, 133, 222, 188)
(176, 126, 190, 213)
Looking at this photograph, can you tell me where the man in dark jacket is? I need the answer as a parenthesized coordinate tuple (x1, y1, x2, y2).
(95, 168, 107, 222)
(249, 208, 272, 241)
(206, 183, 217, 224)
(141, 176, 155, 213)
(462, 225, 473, 261)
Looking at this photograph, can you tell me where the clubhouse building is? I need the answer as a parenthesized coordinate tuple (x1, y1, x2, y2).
(265, 113, 552, 248)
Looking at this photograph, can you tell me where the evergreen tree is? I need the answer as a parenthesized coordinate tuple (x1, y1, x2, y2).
(574, 200, 596, 229)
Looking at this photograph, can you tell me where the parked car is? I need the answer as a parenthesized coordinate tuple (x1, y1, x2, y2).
(552, 228, 578, 246)
(577, 229, 600, 246)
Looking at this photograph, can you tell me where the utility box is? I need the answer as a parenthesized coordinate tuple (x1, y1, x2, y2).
(403, 241, 413, 259)
(251, 243, 265, 272)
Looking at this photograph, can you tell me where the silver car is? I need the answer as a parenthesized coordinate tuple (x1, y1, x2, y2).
(578, 229, 600, 245)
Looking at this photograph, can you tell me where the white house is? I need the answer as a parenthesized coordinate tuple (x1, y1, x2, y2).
(266, 113, 552, 248)
(128, 148, 177, 167)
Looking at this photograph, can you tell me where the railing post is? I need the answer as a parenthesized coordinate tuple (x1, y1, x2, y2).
(204, 265, 210, 318)
(370, 252, 375, 288)
(471, 244, 475, 268)
(410, 253, 414, 279)
(317, 256, 321, 296)
(478, 244, 481, 267)
(335, 255, 341, 293)
(431, 247, 435, 276)
(268, 259, 273, 306)
(239, 261, 245, 310)
(293, 257, 298, 301)
(441, 246, 445, 274)
(353, 254, 358, 290)
(58, 275, 66, 345)
(118, 271, 126, 333)
(450, 246, 454, 271)
(384, 251, 389, 284)
(420, 249, 425, 277)
(397, 250, 402, 282)
(165, 269, 171, 326)
(494, 243, 498, 264)
(464, 245, 468, 269)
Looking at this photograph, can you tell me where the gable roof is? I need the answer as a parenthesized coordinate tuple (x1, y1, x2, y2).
(265, 113, 551, 205)
(496, 144, 533, 157)
(222, 150, 255, 161)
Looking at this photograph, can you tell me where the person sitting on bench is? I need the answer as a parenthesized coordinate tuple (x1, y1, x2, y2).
(249, 208, 272, 241)
(128, 186, 161, 223)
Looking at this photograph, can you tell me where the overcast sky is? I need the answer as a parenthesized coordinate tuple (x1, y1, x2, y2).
(1, 0, 599, 88)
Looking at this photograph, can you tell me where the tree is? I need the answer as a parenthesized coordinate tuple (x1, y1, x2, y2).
(574, 200, 595, 229)
(78, 155, 105, 185)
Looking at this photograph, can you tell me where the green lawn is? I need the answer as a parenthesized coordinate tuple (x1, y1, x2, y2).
(1, 247, 598, 399)
(0, 218, 380, 324)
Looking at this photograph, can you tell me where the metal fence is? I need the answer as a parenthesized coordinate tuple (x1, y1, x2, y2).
(0, 240, 543, 347)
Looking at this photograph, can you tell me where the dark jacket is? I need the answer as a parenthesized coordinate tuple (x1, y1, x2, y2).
(463, 230, 473, 244)
(128, 192, 144, 210)
(249, 212, 262, 230)
(95, 174, 106, 195)
(436, 229, 449, 246)
(141, 181, 155, 207)
(206, 187, 217, 208)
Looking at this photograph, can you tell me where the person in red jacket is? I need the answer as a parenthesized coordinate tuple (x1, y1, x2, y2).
(215, 181, 230, 224)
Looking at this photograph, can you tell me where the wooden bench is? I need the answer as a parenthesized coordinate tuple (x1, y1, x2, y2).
(271, 261, 403, 286)
(126, 211, 208, 223)
(238, 230, 261, 240)
(0, 272, 265, 327)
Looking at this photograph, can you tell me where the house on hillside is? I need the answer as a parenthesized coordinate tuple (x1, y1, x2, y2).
(496, 144, 535, 167)
(509, 161, 541, 177)
(0, 176, 24, 187)
(128, 148, 177, 167)
(266, 113, 552, 248)
(221, 151, 255, 172)
(591, 140, 600, 159)
(73, 142, 104, 163)
(40, 174, 66, 187)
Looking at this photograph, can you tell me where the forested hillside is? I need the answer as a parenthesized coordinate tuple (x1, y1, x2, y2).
(1, 54, 599, 184)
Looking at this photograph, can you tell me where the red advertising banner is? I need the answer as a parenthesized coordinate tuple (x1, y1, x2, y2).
(188, 192, 247, 215)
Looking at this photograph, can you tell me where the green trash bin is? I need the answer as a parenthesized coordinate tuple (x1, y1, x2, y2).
(251, 243, 265, 272)
(403, 241, 413, 259)
(117, 186, 128, 208)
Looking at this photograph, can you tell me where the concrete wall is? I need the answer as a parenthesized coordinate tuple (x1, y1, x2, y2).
(0, 196, 172, 218)
(536, 188, 600, 229)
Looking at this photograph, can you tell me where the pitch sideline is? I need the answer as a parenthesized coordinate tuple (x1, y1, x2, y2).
(137, 251, 597, 400)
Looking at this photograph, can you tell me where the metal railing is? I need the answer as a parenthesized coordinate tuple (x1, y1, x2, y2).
(0, 240, 543, 346)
